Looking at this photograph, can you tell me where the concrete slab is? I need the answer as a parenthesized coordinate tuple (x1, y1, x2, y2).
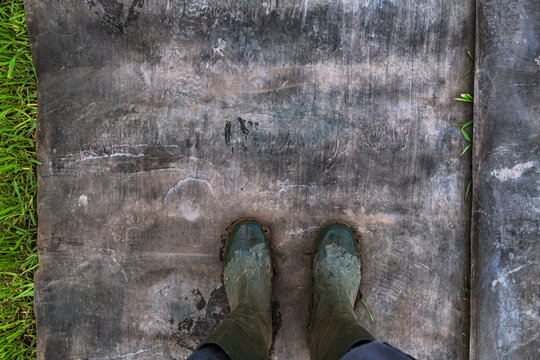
(27, 1, 474, 359)
(471, 1, 540, 359)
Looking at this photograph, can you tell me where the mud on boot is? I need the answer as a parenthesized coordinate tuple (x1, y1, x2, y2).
(198, 219, 273, 360)
(308, 223, 375, 360)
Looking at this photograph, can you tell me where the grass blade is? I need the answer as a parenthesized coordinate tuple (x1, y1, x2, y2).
(7, 55, 17, 79)
(460, 127, 471, 142)
(455, 94, 474, 102)
(459, 144, 471, 157)
(360, 298, 374, 322)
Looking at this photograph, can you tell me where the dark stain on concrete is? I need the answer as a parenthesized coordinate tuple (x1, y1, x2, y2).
(173, 286, 228, 351)
(238, 117, 250, 135)
(96, 0, 144, 34)
(195, 286, 228, 336)
(178, 317, 194, 334)
(224, 120, 232, 146)
(269, 297, 282, 357)
(194, 289, 207, 311)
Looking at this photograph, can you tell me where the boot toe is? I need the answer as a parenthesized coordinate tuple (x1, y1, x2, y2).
(315, 224, 359, 261)
(225, 220, 270, 262)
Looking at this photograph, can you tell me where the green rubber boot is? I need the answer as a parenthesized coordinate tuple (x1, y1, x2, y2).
(197, 219, 273, 360)
(308, 223, 375, 360)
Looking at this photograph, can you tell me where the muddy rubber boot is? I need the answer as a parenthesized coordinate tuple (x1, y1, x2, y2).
(308, 223, 375, 360)
(197, 219, 273, 360)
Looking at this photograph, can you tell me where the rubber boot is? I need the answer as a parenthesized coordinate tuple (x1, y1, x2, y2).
(308, 223, 375, 360)
(197, 219, 273, 360)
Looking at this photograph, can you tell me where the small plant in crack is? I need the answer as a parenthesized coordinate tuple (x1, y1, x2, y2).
(460, 276, 470, 347)
(451, 118, 473, 198)
(451, 120, 473, 157)
(453, 50, 474, 156)
(453, 50, 474, 199)
(460, 276, 470, 301)
(360, 298, 374, 322)
(462, 331, 470, 347)
(464, 181, 472, 199)
(463, 51, 475, 76)
(455, 93, 473, 103)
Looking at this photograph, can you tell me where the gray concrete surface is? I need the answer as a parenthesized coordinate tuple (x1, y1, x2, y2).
(26, 1, 474, 359)
(471, 1, 540, 359)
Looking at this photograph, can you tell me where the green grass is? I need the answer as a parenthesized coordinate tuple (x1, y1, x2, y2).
(463, 51, 475, 77)
(451, 119, 473, 157)
(360, 298, 374, 322)
(0, 1, 39, 359)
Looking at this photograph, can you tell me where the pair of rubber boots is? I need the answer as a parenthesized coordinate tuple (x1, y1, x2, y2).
(198, 219, 374, 360)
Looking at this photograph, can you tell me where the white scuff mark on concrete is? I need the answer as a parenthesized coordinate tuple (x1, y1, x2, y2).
(78, 194, 88, 207)
(260, 181, 318, 198)
(87, 347, 152, 359)
(179, 201, 200, 222)
(64, 144, 181, 165)
(213, 38, 227, 57)
(276, 180, 317, 194)
(278, 184, 318, 194)
(491, 161, 535, 181)
(114, 143, 178, 148)
(301, 0, 309, 26)
(99, 248, 128, 282)
(117, 144, 180, 149)
(185, 156, 225, 170)
(69, 152, 145, 164)
(288, 226, 319, 236)
(121, 168, 182, 183)
(164, 177, 215, 203)
(491, 261, 533, 288)
(277, 226, 319, 249)
(415, 262, 434, 273)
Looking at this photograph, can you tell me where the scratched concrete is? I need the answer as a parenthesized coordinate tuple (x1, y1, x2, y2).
(26, 1, 474, 359)
(470, 1, 540, 359)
